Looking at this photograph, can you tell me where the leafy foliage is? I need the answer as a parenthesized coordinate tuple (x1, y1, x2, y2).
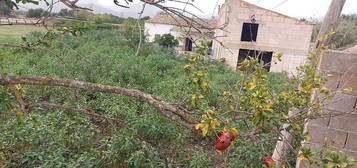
(154, 33, 179, 48)
(57, 8, 74, 17)
(0, 30, 241, 167)
(122, 20, 145, 49)
(312, 14, 357, 49)
(0, 1, 12, 16)
(1, 0, 42, 10)
(73, 10, 125, 24)
(0, 21, 355, 168)
(26, 8, 45, 18)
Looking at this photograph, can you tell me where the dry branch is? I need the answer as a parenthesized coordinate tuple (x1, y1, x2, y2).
(0, 75, 266, 139)
(0, 75, 197, 129)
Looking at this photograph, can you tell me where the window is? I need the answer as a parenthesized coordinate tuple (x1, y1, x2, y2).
(241, 23, 259, 42)
(184, 37, 193, 51)
(237, 49, 273, 71)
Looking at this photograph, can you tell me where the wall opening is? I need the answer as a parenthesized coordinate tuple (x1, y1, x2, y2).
(237, 49, 273, 71)
(241, 23, 259, 42)
(184, 37, 193, 51)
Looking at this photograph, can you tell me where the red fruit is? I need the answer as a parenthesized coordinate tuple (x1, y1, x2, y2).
(263, 156, 276, 165)
(215, 132, 237, 151)
(228, 132, 237, 141)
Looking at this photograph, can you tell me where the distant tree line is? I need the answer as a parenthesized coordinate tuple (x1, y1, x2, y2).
(26, 8, 48, 18)
(71, 10, 151, 24)
(0, 1, 12, 16)
(9, 7, 150, 25)
(311, 14, 357, 49)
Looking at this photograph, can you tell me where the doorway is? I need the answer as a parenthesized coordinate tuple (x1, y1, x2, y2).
(184, 37, 193, 51)
(237, 49, 273, 71)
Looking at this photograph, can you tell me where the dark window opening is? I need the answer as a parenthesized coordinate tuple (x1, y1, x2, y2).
(237, 49, 273, 71)
(184, 37, 193, 51)
(241, 23, 259, 42)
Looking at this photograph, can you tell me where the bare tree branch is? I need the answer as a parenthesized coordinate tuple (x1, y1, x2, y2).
(0, 75, 197, 129)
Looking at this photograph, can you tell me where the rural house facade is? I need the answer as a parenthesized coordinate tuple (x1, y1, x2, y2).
(144, 13, 215, 52)
(212, 0, 314, 75)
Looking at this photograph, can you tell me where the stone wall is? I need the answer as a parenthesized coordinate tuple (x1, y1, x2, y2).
(298, 50, 357, 168)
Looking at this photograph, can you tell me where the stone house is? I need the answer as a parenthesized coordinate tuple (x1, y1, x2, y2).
(144, 13, 216, 52)
(212, 0, 314, 75)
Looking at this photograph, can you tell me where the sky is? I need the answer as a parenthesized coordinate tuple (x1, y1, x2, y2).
(98, 0, 357, 19)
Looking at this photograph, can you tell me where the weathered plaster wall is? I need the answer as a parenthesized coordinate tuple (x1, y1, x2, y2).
(298, 50, 357, 168)
(145, 22, 208, 51)
(144, 22, 174, 42)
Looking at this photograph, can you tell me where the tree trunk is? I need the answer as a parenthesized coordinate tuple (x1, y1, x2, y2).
(315, 0, 347, 48)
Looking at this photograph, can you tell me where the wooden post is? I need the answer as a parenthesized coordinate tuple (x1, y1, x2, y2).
(315, 0, 346, 48)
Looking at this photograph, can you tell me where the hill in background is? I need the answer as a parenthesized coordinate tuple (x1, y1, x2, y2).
(20, 0, 161, 18)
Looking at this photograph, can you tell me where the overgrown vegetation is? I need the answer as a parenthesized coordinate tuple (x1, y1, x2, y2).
(26, 8, 46, 18)
(1, 0, 356, 167)
(0, 20, 356, 167)
(311, 14, 357, 50)
(73, 10, 126, 24)
(154, 33, 179, 48)
(0, 28, 291, 167)
(0, 1, 12, 16)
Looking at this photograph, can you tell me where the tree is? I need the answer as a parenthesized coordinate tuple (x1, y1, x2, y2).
(26, 8, 45, 18)
(58, 8, 74, 17)
(274, 0, 347, 164)
(0, 1, 12, 16)
(122, 20, 145, 49)
(141, 16, 151, 21)
(155, 33, 179, 48)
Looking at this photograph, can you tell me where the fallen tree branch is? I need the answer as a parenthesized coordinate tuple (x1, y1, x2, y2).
(0, 75, 264, 138)
(8, 86, 28, 114)
(0, 75, 197, 129)
(27, 101, 122, 122)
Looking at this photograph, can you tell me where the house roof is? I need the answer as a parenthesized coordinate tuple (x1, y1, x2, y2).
(343, 45, 357, 54)
(226, 0, 314, 25)
(145, 13, 217, 29)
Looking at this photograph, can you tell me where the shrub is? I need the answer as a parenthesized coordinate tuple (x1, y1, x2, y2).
(0, 1, 12, 16)
(122, 20, 145, 48)
(0, 29, 292, 167)
(154, 33, 179, 48)
(57, 8, 74, 17)
(26, 8, 45, 18)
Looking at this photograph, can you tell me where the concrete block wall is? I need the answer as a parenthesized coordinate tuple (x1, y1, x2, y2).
(213, 0, 314, 75)
(298, 50, 357, 168)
